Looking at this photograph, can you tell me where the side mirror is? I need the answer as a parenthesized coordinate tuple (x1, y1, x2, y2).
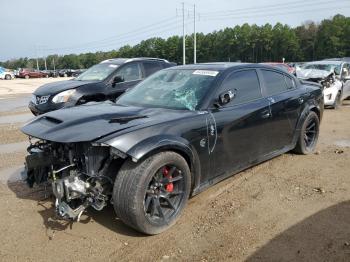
(113, 76, 124, 85)
(218, 90, 235, 106)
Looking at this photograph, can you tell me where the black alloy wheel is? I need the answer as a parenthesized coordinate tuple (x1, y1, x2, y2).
(113, 151, 191, 235)
(144, 165, 186, 224)
(293, 111, 320, 154)
(303, 116, 318, 151)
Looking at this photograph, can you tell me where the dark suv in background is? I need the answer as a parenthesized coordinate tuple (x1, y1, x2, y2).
(29, 58, 176, 115)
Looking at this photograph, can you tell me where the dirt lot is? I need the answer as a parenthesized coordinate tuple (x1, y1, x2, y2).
(0, 79, 349, 261)
(0, 78, 71, 97)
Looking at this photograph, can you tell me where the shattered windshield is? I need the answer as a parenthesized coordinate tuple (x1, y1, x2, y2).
(75, 63, 118, 81)
(302, 63, 341, 75)
(116, 69, 218, 110)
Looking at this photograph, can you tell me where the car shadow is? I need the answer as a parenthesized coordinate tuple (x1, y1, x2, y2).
(246, 201, 350, 262)
(6, 177, 144, 238)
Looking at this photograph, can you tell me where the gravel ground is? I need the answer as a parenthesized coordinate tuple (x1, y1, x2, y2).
(0, 81, 348, 261)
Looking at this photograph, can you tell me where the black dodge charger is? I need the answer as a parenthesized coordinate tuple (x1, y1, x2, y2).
(29, 57, 175, 115)
(22, 63, 323, 234)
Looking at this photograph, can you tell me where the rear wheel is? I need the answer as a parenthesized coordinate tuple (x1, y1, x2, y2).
(5, 74, 11, 80)
(293, 111, 320, 154)
(113, 151, 191, 235)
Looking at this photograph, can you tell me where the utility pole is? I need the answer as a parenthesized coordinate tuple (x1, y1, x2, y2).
(182, 2, 186, 65)
(35, 46, 39, 70)
(52, 57, 56, 72)
(193, 4, 196, 64)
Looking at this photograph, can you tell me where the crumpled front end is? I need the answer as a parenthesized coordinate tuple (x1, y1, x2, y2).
(296, 69, 342, 106)
(23, 139, 125, 220)
(322, 80, 342, 106)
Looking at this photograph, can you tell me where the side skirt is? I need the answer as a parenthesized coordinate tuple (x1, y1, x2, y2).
(191, 144, 295, 196)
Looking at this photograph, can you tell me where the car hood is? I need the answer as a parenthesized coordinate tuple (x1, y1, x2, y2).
(296, 68, 332, 80)
(34, 79, 98, 96)
(21, 102, 196, 143)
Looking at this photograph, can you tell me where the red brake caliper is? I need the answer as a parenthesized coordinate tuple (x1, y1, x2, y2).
(163, 167, 174, 192)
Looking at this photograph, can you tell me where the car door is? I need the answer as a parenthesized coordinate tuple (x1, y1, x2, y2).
(205, 69, 272, 181)
(341, 63, 350, 99)
(258, 69, 304, 155)
(107, 62, 143, 100)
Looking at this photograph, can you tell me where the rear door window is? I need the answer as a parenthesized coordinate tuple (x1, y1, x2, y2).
(261, 70, 289, 96)
(143, 61, 163, 77)
(219, 69, 262, 106)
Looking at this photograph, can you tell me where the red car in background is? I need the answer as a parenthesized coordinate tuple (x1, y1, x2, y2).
(261, 62, 295, 75)
(17, 68, 48, 79)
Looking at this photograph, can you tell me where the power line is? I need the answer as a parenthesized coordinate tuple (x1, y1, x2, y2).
(45, 16, 181, 52)
(199, 5, 350, 22)
(46, 21, 191, 56)
(199, 0, 346, 17)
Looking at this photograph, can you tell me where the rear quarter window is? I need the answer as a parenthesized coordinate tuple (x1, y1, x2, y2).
(261, 70, 289, 95)
(284, 75, 296, 89)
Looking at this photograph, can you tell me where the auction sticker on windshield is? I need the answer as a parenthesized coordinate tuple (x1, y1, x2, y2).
(192, 70, 219, 77)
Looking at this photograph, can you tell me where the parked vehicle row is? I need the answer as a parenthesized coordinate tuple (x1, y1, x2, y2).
(22, 59, 323, 235)
(15, 68, 85, 79)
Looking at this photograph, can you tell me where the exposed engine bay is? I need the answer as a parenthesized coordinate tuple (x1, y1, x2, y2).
(24, 138, 123, 221)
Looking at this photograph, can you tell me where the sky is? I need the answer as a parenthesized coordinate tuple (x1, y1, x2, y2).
(0, 0, 349, 61)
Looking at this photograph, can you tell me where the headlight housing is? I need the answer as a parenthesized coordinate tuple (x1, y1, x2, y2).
(52, 89, 75, 103)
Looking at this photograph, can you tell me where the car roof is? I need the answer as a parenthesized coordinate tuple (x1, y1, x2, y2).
(172, 62, 250, 71)
(100, 57, 170, 65)
(169, 62, 289, 73)
(306, 60, 344, 65)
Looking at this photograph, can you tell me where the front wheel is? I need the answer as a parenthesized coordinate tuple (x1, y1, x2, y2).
(24, 75, 30, 79)
(332, 92, 341, 109)
(113, 151, 191, 235)
(293, 111, 320, 154)
(5, 74, 11, 80)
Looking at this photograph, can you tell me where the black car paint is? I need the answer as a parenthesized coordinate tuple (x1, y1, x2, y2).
(22, 63, 323, 196)
(29, 59, 174, 115)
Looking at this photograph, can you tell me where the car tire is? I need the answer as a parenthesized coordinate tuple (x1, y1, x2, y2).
(293, 111, 320, 155)
(113, 151, 191, 235)
(25, 75, 30, 79)
(331, 92, 341, 109)
(4, 74, 11, 80)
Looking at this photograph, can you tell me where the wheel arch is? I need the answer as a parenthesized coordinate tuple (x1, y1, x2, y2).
(292, 102, 321, 146)
(107, 135, 201, 195)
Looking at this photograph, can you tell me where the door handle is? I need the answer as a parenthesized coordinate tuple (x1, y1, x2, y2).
(261, 110, 271, 119)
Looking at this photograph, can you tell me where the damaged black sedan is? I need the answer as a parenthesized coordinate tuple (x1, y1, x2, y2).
(21, 63, 323, 234)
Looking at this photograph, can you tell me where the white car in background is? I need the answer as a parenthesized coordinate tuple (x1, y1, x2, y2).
(296, 60, 350, 108)
(0, 69, 15, 80)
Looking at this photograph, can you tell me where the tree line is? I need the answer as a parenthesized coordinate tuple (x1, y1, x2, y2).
(1, 14, 349, 70)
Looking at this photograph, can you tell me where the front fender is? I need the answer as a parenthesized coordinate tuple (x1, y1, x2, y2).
(104, 134, 202, 193)
(126, 135, 193, 161)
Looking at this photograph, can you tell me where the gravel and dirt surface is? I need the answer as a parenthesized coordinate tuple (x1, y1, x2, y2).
(0, 79, 349, 261)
